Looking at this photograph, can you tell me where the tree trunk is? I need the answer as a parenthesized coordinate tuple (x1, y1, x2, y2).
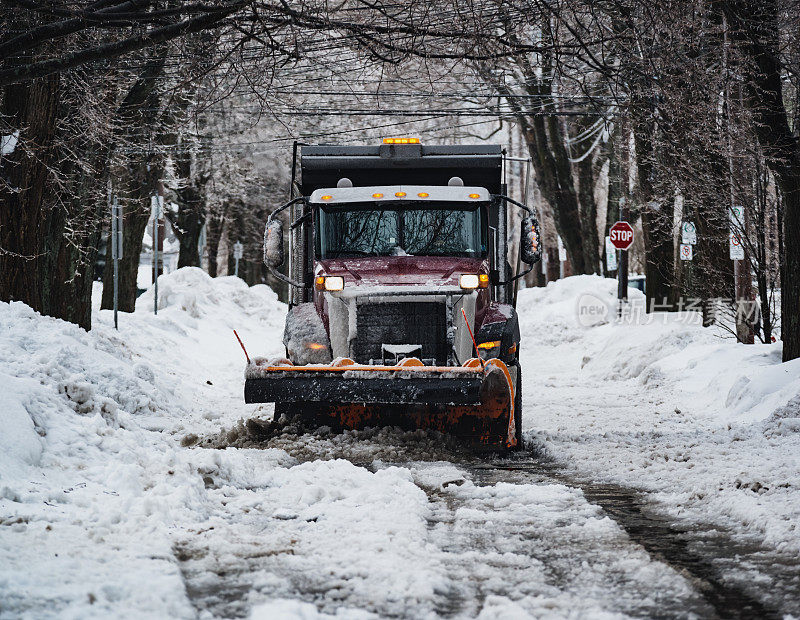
(537, 198, 561, 282)
(0, 74, 60, 311)
(170, 183, 205, 268)
(226, 208, 246, 277)
(99, 51, 166, 311)
(205, 210, 225, 277)
(528, 116, 587, 275)
(604, 138, 623, 277)
(48, 179, 105, 330)
(575, 153, 600, 274)
(722, 0, 800, 361)
(632, 115, 677, 311)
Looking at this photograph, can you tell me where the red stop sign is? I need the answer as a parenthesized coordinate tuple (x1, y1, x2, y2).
(609, 221, 634, 251)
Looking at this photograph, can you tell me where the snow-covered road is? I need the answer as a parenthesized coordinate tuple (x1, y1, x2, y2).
(2, 269, 799, 618)
(172, 436, 712, 619)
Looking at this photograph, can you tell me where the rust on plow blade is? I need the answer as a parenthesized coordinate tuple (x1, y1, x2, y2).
(244, 358, 517, 450)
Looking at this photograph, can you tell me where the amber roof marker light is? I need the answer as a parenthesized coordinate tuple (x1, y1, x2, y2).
(383, 137, 421, 144)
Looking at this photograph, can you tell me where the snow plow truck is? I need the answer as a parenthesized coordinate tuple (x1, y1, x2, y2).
(245, 139, 541, 450)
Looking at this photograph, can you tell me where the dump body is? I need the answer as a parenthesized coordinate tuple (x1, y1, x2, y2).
(247, 141, 540, 449)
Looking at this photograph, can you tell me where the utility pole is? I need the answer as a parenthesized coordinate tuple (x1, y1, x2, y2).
(723, 15, 754, 344)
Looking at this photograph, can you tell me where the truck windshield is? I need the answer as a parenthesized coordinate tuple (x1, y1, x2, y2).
(317, 203, 486, 259)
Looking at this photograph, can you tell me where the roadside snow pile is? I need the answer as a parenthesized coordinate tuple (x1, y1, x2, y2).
(517, 275, 800, 556)
(121, 268, 286, 434)
(518, 275, 799, 422)
(0, 300, 198, 617)
(0, 268, 287, 618)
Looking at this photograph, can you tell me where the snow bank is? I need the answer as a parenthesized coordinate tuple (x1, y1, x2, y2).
(0, 300, 198, 616)
(517, 275, 800, 556)
(518, 274, 798, 423)
(0, 269, 288, 617)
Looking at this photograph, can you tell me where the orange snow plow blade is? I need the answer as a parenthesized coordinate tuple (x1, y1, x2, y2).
(244, 358, 517, 450)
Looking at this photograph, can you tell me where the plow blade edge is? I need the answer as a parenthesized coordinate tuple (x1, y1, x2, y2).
(243, 359, 517, 450)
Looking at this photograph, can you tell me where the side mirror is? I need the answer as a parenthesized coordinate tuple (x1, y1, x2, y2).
(520, 215, 542, 264)
(263, 220, 284, 268)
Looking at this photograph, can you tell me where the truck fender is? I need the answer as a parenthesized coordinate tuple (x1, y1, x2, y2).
(283, 303, 333, 365)
(475, 303, 520, 363)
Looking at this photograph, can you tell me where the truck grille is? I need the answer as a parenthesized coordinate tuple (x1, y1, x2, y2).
(353, 302, 449, 365)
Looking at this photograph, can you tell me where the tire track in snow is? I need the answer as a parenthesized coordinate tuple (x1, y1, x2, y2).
(466, 454, 790, 620)
(413, 457, 714, 619)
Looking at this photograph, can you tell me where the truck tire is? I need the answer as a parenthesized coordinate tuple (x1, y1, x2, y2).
(274, 401, 292, 421)
(514, 366, 524, 451)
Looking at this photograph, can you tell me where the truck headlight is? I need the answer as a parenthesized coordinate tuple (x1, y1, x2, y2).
(459, 274, 489, 290)
(315, 276, 344, 291)
(459, 274, 480, 289)
(324, 276, 344, 291)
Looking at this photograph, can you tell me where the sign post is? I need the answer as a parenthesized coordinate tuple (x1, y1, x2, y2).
(110, 197, 123, 330)
(609, 215, 634, 316)
(151, 194, 162, 315)
(233, 241, 244, 278)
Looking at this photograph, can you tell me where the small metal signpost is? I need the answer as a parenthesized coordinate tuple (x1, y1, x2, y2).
(110, 197, 123, 330)
(233, 241, 244, 278)
(680, 243, 693, 261)
(151, 195, 162, 315)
